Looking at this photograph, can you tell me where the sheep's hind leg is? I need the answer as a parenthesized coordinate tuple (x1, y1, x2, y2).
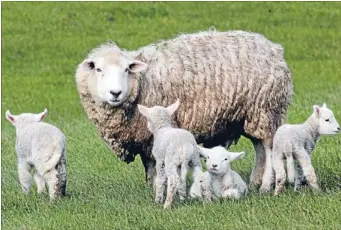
(34, 173, 46, 194)
(164, 165, 180, 209)
(178, 163, 188, 201)
(155, 161, 167, 204)
(43, 168, 61, 200)
(18, 161, 32, 194)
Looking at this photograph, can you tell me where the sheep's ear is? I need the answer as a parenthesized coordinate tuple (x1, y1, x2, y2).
(137, 104, 150, 117)
(129, 60, 148, 73)
(228, 151, 245, 162)
(82, 58, 95, 70)
(313, 105, 320, 118)
(198, 146, 209, 158)
(5, 110, 16, 125)
(36, 108, 48, 121)
(166, 99, 180, 115)
(322, 103, 327, 108)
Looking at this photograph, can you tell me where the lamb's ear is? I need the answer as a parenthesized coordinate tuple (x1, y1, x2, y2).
(166, 99, 180, 115)
(228, 151, 245, 162)
(313, 105, 320, 118)
(137, 104, 150, 117)
(5, 110, 16, 125)
(36, 108, 48, 122)
(128, 60, 148, 73)
(322, 103, 327, 108)
(82, 58, 95, 70)
(197, 146, 209, 158)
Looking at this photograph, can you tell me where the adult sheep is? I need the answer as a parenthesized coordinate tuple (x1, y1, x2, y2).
(75, 28, 293, 193)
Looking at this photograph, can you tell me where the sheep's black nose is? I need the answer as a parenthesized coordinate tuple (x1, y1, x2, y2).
(212, 164, 217, 168)
(110, 90, 122, 97)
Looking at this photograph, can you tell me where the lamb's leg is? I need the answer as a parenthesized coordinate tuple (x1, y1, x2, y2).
(141, 153, 156, 189)
(273, 152, 286, 195)
(250, 139, 266, 187)
(18, 161, 32, 194)
(155, 161, 167, 204)
(56, 154, 67, 196)
(294, 162, 304, 191)
(178, 163, 188, 201)
(286, 153, 295, 184)
(296, 148, 320, 191)
(33, 173, 46, 194)
(43, 168, 61, 200)
(222, 188, 241, 199)
(164, 165, 180, 209)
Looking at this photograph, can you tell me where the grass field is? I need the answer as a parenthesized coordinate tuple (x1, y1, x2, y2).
(1, 2, 341, 229)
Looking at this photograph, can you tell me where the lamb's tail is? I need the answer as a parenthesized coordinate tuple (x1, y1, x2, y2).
(286, 154, 295, 184)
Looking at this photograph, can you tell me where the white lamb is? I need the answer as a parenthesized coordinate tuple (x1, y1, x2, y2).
(272, 103, 340, 195)
(5, 109, 67, 200)
(190, 146, 247, 201)
(137, 99, 203, 209)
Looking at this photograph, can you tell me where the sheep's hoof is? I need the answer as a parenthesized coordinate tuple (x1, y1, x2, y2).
(259, 186, 271, 195)
(163, 202, 172, 209)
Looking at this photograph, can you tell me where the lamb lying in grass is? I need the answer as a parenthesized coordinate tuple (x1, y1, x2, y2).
(6, 109, 67, 200)
(138, 99, 203, 209)
(272, 103, 340, 195)
(190, 146, 247, 201)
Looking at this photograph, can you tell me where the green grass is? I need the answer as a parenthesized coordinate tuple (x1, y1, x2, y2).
(1, 2, 341, 229)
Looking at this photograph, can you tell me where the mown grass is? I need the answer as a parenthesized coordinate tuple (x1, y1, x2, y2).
(1, 2, 341, 230)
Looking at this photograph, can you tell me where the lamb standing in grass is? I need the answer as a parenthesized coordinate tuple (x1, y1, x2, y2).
(138, 99, 203, 209)
(190, 146, 247, 201)
(272, 103, 340, 195)
(5, 109, 67, 200)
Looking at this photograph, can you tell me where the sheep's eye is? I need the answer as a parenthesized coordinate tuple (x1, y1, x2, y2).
(96, 68, 102, 72)
(225, 158, 228, 161)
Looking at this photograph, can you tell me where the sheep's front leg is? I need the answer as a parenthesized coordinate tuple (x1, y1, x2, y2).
(18, 161, 32, 194)
(296, 148, 320, 191)
(141, 153, 156, 189)
(260, 139, 274, 194)
(250, 139, 266, 186)
(294, 163, 304, 191)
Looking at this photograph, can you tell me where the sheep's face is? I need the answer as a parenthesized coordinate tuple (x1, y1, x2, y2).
(83, 56, 147, 107)
(199, 146, 245, 175)
(5, 109, 48, 127)
(314, 103, 340, 135)
(137, 100, 180, 133)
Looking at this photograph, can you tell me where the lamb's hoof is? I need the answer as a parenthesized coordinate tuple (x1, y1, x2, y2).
(259, 186, 270, 195)
(163, 202, 172, 209)
(311, 186, 321, 195)
(155, 198, 163, 204)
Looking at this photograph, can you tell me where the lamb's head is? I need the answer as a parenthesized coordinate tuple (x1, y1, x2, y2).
(198, 146, 245, 175)
(81, 54, 147, 107)
(313, 103, 340, 135)
(137, 99, 180, 133)
(5, 108, 48, 128)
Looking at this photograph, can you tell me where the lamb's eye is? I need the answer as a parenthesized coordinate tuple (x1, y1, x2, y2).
(96, 68, 102, 72)
(125, 68, 129, 72)
(325, 119, 330, 122)
(225, 158, 228, 161)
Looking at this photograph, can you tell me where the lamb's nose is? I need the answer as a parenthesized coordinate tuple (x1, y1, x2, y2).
(212, 164, 217, 168)
(338, 127, 340, 131)
(110, 90, 122, 97)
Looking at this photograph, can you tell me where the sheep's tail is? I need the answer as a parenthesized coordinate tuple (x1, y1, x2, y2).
(286, 154, 295, 184)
